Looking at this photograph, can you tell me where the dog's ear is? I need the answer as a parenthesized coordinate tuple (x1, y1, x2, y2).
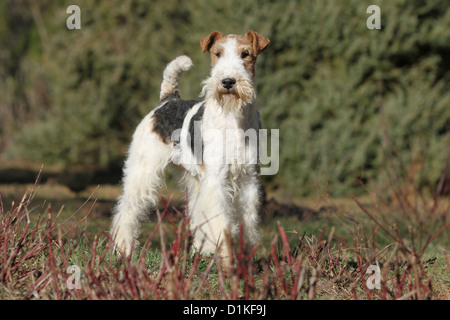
(200, 31, 223, 53)
(245, 30, 270, 56)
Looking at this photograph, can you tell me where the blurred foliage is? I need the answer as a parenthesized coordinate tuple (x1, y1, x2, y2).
(0, 0, 449, 196)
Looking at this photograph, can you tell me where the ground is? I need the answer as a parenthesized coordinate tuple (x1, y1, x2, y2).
(0, 164, 448, 299)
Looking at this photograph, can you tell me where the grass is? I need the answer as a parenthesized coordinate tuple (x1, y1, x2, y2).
(0, 161, 448, 300)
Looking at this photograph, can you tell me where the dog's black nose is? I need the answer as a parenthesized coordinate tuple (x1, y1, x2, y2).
(222, 77, 236, 90)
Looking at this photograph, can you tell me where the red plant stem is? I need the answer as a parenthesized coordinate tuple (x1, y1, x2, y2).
(420, 221, 450, 254)
(352, 197, 398, 242)
(293, 231, 320, 268)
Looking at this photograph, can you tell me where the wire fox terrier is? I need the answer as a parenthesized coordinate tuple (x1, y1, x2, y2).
(111, 30, 270, 258)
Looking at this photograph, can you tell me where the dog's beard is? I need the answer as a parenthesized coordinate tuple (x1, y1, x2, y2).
(201, 77, 255, 114)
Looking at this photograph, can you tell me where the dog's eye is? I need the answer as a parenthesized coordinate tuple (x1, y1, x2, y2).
(241, 51, 250, 59)
(214, 52, 221, 58)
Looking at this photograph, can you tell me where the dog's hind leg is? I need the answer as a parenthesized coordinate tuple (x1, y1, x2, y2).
(111, 115, 172, 256)
(237, 171, 262, 245)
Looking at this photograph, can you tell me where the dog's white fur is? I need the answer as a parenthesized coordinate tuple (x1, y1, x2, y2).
(111, 31, 269, 258)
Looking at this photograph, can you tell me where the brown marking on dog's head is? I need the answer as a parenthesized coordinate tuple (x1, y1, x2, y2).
(200, 30, 270, 76)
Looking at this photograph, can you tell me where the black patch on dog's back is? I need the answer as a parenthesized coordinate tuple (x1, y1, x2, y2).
(152, 97, 202, 144)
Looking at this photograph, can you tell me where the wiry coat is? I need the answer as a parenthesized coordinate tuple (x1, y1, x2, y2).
(111, 31, 270, 258)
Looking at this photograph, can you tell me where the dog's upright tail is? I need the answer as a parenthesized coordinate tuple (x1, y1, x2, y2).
(160, 55, 193, 101)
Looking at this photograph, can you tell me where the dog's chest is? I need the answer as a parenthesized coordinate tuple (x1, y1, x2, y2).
(202, 108, 258, 176)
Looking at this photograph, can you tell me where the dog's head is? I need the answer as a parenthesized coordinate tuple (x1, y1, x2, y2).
(200, 30, 270, 111)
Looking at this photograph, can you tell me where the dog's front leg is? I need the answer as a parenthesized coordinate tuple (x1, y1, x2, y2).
(188, 165, 233, 256)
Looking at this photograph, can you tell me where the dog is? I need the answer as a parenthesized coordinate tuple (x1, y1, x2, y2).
(110, 30, 270, 259)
